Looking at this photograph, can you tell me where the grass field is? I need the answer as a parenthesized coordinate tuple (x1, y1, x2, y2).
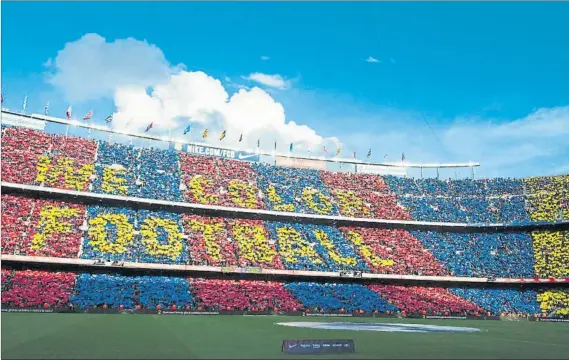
(2, 314, 569, 359)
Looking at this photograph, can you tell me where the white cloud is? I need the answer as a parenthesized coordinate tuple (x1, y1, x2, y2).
(336, 106, 569, 178)
(44, 33, 183, 103)
(365, 56, 380, 63)
(275, 85, 568, 177)
(442, 106, 569, 172)
(45, 33, 339, 153)
(42, 33, 568, 178)
(242, 73, 291, 90)
(260, 56, 270, 61)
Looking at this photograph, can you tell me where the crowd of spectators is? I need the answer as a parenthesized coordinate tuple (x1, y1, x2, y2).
(226, 219, 284, 269)
(82, 205, 138, 261)
(182, 214, 238, 266)
(408, 231, 536, 278)
(92, 142, 139, 197)
(537, 290, 569, 317)
(2, 126, 97, 191)
(449, 288, 542, 315)
(2, 194, 36, 255)
(283, 282, 398, 313)
(1, 194, 86, 258)
(0, 192, 562, 282)
(383, 176, 531, 224)
(180, 155, 266, 209)
(137, 209, 186, 264)
(138, 148, 182, 201)
(2, 126, 568, 317)
(379, 175, 541, 278)
(265, 221, 368, 272)
(190, 278, 302, 311)
(320, 171, 411, 220)
(368, 285, 484, 316)
(524, 176, 569, 279)
(71, 273, 193, 309)
(338, 227, 447, 276)
(1, 269, 75, 308)
(2, 269, 567, 317)
(1, 127, 566, 225)
(2, 126, 54, 185)
(253, 164, 340, 215)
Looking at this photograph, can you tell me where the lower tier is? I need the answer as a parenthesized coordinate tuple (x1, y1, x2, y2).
(2, 268, 569, 317)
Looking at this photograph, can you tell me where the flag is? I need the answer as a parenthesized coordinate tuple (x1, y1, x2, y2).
(66, 106, 72, 120)
(1, 93, 3, 103)
(274, 141, 277, 150)
(22, 95, 27, 113)
(323, 146, 328, 154)
(202, 129, 208, 138)
(336, 147, 341, 156)
(384, 154, 388, 159)
(105, 115, 113, 123)
(402, 152, 406, 161)
(44, 102, 50, 115)
(83, 110, 93, 120)
(257, 139, 260, 148)
(145, 123, 153, 132)
(239, 134, 243, 142)
(289, 143, 293, 152)
(219, 130, 226, 141)
(353, 151, 356, 159)
(367, 149, 372, 158)
(183, 124, 191, 135)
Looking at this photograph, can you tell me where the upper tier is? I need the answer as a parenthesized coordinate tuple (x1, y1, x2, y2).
(1, 126, 568, 225)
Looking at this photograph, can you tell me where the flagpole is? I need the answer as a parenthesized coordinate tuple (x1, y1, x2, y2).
(22, 95, 27, 114)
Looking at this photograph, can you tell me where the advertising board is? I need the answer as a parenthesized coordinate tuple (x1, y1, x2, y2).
(339, 271, 363, 278)
(185, 144, 260, 162)
(2, 113, 46, 130)
(275, 156, 327, 170)
(245, 267, 262, 274)
(356, 163, 407, 176)
(282, 339, 355, 355)
(530, 317, 569, 322)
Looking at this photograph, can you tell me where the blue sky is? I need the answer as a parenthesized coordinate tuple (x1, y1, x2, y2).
(2, 1, 568, 178)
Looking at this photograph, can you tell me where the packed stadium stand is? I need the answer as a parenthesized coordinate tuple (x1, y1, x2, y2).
(1, 121, 569, 318)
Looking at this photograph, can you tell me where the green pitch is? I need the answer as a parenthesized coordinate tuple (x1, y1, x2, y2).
(2, 314, 569, 359)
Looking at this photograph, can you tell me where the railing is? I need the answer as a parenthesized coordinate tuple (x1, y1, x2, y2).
(1, 110, 480, 175)
(3, 254, 568, 285)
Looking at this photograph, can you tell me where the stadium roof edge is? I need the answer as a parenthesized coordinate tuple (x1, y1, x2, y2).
(2, 110, 480, 169)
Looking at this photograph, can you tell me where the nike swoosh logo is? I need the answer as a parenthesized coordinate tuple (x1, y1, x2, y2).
(288, 344, 297, 348)
(238, 153, 257, 159)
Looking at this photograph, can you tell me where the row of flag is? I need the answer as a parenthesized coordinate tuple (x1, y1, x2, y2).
(181, 125, 406, 160)
(3, 94, 407, 161)
(62, 106, 113, 123)
(0, 94, 115, 124)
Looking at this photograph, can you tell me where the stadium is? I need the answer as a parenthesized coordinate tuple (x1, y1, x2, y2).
(1, 107, 568, 359)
